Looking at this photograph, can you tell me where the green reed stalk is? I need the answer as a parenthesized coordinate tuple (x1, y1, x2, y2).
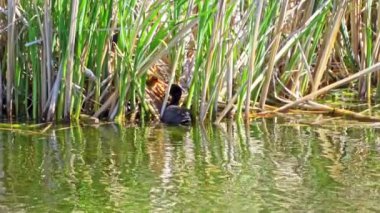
(93, 3, 112, 114)
(199, 0, 223, 122)
(245, 0, 263, 118)
(63, 0, 79, 120)
(28, 26, 41, 120)
(114, 0, 139, 122)
(235, 0, 277, 118)
(46, 0, 70, 121)
(205, 1, 240, 121)
(365, 0, 373, 102)
(187, 0, 214, 116)
(72, 0, 90, 121)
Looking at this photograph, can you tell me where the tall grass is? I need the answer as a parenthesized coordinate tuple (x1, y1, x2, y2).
(1, 0, 380, 124)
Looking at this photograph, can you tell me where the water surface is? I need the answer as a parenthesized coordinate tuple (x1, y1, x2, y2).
(0, 118, 379, 212)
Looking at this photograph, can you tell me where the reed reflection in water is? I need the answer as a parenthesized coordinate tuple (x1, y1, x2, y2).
(0, 118, 379, 212)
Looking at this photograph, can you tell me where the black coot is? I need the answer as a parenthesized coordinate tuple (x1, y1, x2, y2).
(161, 84, 192, 125)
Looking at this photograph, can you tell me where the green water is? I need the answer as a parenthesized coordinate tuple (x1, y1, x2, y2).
(0, 119, 380, 212)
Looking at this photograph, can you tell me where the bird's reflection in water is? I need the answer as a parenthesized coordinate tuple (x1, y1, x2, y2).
(164, 125, 192, 143)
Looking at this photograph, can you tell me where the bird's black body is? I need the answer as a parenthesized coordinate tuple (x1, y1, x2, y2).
(161, 84, 192, 125)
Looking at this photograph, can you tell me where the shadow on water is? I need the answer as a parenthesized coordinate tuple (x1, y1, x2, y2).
(0, 118, 380, 212)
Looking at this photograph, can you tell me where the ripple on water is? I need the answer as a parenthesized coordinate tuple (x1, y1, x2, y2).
(0, 121, 380, 211)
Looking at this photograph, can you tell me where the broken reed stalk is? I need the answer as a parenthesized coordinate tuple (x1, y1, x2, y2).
(306, 101, 380, 122)
(273, 62, 380, 113)
(312, 0, 347, 92)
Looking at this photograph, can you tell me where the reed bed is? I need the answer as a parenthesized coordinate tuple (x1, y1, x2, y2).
(1, 0, 380, 124)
